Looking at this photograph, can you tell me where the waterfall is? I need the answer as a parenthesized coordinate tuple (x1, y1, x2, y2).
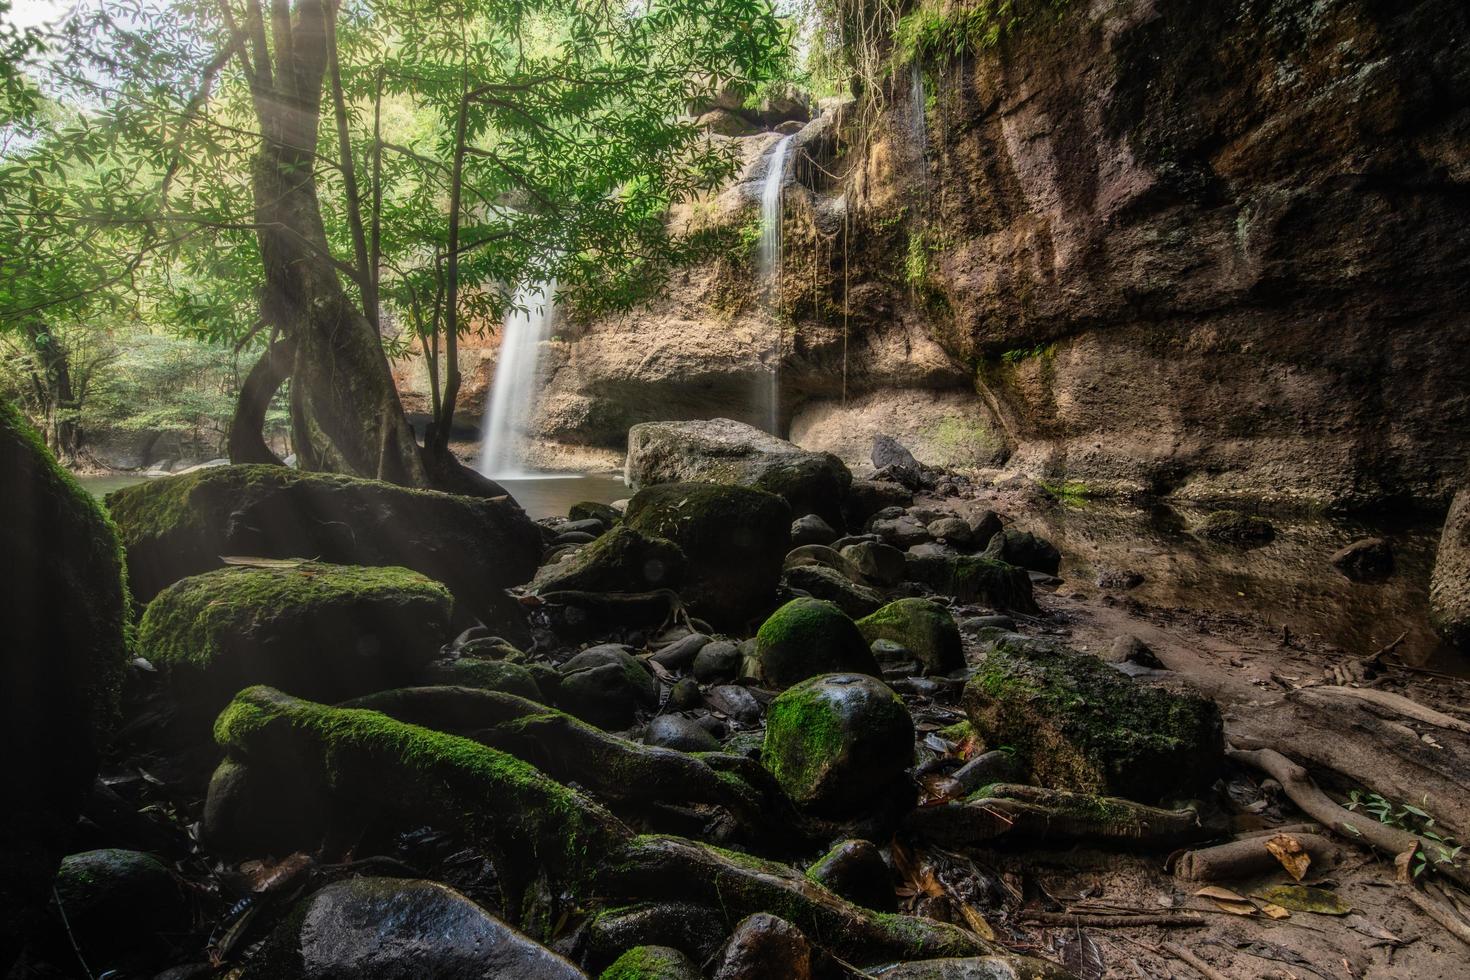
(758, 134, 793, 435)
(910, 62, 929, 202)
(476, 280, 557, 479)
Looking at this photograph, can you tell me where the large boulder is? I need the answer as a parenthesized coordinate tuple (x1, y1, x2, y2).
(244, 877, 586, 979)
(905, 555, 1039, 612)
(138, 562, 452, 723)
(981, 529, 1061, 575)
(754, 598, 880, 688)
(534, 525, 686, 594)
(626, 419, 851, 528)
(1, 400, 130, 970)
(857, 599, 965, 675)
(1431, 490, 1470, 649)
(46, 849, 189, 972)
(105, 464, 543, 620)
(623, 482, 791, 626)
(963, 637, 1223, 802)
(763, 673, 914, 812)
(557, 644, 659, 729)
(782, 564, 885, 619)
(600, 945, 702, 980)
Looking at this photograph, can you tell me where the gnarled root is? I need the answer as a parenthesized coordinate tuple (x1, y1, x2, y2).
(341, 686, 805, 849)
(215, 686, 987, 964)
(905, 784, 1213, 849)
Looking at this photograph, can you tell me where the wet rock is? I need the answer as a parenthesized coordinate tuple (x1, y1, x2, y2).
(952, 750, 1026, 794)
(1432, 490, 1470, 648)
(533, 526, 686, 594)
(783, 564, 885, 618)
(421, 658, 543, 700)
(138, 563, 451, 723)
(805, 839, 895, 912)
(558, 645, 659, 729)
(711, 913, 813, 980)
(754, 598, 881, 687)
(693, 640, 743, 683)
(623, 482, 791, 627)
(105, 464, 543, 619)
(2, 401, 130, 970)
(964, 638, 1223, 802)
(842, 479, 914, 530)
(649, 632, 710, 670)
(203, 757, 331, 857)
(791, 513, 839, 547)
(1198, 510, 1276, 546)
(858, 598, 964, 675)
(563, 518, 609, 536)
(1106, 635, 1164, 669)
(581, 902, 727, 975)
(871, 514, 932, 549)
(244, 877, 585, 979)
(667, 678, 703, 711)
(706, 684, 763, 725)
(905, 555, 1039, 613)
(763, 673, 914, 811)
(47, 849, 189, 971)
(1331, 537, 1394, 582)
(927, 517, 975, 548)
(981, 529, 1061, 575)
(555, 530, 600, 546)
(626, 419, 851, 528)
(842, 540, 908, 585)
(601, 944, 702, 979)
(569, 500, 622, 527)
(644, 715, 721, 753)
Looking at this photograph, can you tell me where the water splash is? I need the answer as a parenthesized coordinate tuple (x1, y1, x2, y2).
(758, 134, 793, 435)
(476, 280, 557, 479)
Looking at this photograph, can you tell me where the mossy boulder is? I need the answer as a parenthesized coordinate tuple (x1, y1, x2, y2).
(762, 673, 914, 812)
(138, 562, 452, 722)
(244, 877, 586, 979)
(105, 463, 542, 624)
(533, 526, 686, 594)
(981, 529, 1061, 575)
(857, 599, 964, 675)
(962, 637, 1224, 802)
(202, 757, 332, 858)
(905, 555, 1039, 613)
(421, 658, 543, 700)
(557, 645, 659, 729)
(1, 399, 130, 970)
(600, 945, 701, 980)
(754, 598, 880, 688)
(626, 418, 851, 528)
(570, 500, 623, 527)
(46, 849, 189, 971)
(782, 564, 885, 618)
(623, 482, 791, 626)
(805, 839, 895, 912)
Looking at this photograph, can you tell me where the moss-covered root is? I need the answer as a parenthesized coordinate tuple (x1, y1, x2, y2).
(342, 686, 806, 849)
(214, 685, 629, 919)
(905, 784, 1212, 850)
(599, 836, 991, 966)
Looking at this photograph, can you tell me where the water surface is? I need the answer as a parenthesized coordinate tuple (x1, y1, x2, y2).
(498, 472, 627, 521)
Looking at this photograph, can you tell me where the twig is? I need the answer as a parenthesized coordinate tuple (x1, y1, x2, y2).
(1161, 940, 1231, 980)
(1022, 911, 1205, 928)
(1402, 885, 1470, 947)
(52, 885, 97, 980)
(1312, 686, 1470, 733)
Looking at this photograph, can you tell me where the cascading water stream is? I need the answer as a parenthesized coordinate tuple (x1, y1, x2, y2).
(476, 280, 557, 480)
(758, 134, 794, 435)
(910, 62, 930, 205)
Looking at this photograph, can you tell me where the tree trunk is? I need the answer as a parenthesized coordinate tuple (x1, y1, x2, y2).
(228, 338, 294, 465)
(240, 0, 427, 486)
(23, 322, 81, 464)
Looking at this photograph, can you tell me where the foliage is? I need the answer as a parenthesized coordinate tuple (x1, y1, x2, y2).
(1000, 343, 1056, 364)
(894, 0, 1073, 64)
(1346, 790, 1464, 878)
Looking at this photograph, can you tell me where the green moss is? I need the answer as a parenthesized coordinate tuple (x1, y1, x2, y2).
(894, 0, 1076, 64)
(140, 563, 450, 670)
(754, 597, 877, 687)
(600, 945, 700, 980)
(761, 682, 850, 798)
(938, 720, 973, 743)
(534, 525, 685, 594)
(421, 658, 541, 700)
(964, 639, 1223, 801)
(857, 598, 963, 674)
(1037, 478, 1094, 503)
(924, 415, 1002, 468)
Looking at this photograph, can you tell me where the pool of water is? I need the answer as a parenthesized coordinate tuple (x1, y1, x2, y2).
(497, 472, 629, 521)
(77, 473, 154, 498)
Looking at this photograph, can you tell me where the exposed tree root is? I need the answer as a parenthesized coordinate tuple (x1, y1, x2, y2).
(342, 686, 806, 849)
(1401, 885, 1470, 947)
(1227, 747, 1470, 890)
(1024, 912, 1206, 929)
(905, 784, 1212, 849)
(533, 589, 695, 637)
(1172, 833, 1341, 882)
(216, 686, 987, 964)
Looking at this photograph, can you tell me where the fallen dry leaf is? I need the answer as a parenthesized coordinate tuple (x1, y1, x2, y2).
(1253, 884, 1353, 916)
(1265, 833, 1312, 882)
(1259, 902, 1291, 919)
(1194, 885, 1257, 916)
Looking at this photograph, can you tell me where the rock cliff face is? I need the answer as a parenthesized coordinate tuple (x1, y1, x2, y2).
(400, 0, 1470, 509)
